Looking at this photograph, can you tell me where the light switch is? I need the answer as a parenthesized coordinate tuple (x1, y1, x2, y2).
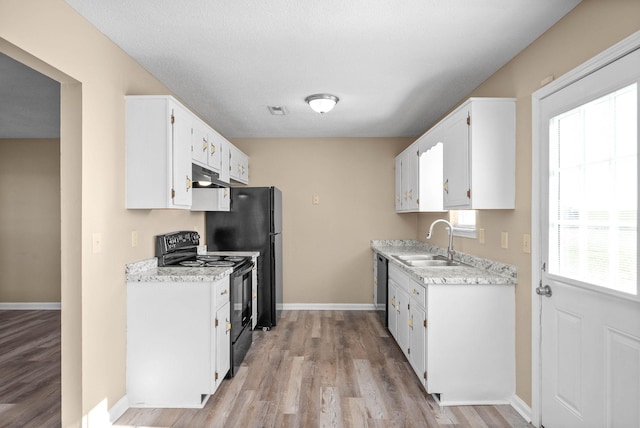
(523, 234, 531, 254)
(92, 232, 103, 254)
(312, 195, 320, 205)
(501, 232, 509, 249)
(131, 230, 139, 247)
(478, 228, 485, 244)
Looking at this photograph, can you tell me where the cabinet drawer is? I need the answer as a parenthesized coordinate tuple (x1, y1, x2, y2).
(409, 280, 427, 309)
(389, 264, 411, 294)
(216, 279, 230, 309)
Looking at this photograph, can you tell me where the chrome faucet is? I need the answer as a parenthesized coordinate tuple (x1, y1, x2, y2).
(426, 219, 455, 261)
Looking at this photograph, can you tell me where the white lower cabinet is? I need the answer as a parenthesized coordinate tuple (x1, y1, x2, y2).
(408, 288, 427, 384)
(127, 276, 231, 408)
(396, 286, 411, 358)
(213, 280, 231, 392)
(387, 278, 398, 341)
(387, 263, 514, 405)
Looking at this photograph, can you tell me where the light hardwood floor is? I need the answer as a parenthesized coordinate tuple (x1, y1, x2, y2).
(0, 310, 61, 428)
(116, 310, 532, 428)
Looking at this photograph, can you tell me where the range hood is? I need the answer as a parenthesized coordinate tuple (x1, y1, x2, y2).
(192, 164, 230, 188)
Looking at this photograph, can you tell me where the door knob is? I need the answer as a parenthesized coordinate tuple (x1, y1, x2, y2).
(536, 284, 552, 297)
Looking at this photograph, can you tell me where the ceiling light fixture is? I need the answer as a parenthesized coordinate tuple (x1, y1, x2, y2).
(305, 94, 339, 114)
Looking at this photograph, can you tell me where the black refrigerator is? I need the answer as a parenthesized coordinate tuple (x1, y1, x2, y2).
(205, 186, 283, 329)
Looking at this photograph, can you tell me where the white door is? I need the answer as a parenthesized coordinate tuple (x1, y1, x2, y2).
(536, 45, 640, 428)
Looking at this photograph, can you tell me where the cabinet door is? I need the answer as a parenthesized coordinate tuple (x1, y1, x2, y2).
(388, 279, 398, 339)
(394, 156, 403, 211)
(191, 120, 209, 167)
(171, 104, 193, 208)
(219, 139, 230, 183)
(409, 306, 427, 386)
(219, 188, 230, 211)
(442, 107, 470, 209)
(215, 301, 231, 391)
(403, 147, 420, 211)
(207, 132, 222, 173)
(396, 287, 410, 358)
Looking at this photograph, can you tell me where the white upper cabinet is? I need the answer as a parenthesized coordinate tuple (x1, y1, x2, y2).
(207, 131, 224, 174)
(442, 98, 515, 210)
(395, 97, 515, 212)
(395, 135, 444, 213)
(126, 95, 193, 209)
(229, 144, 249, 184)
(395, 141, 420, 212)
(126, 95, 249, 210)
(395, 156, 403, 211)
(191, 118, 210, 169)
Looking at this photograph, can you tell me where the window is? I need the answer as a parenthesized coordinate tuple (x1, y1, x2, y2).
(548, 83, 637, 295)
(450, 210, 476, 238)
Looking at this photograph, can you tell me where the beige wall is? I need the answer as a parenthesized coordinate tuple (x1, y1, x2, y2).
(1, 1, 206, 425)
(0, 139, 61, 302)
(232, 138, 418, 304)
(416, 0, 640, 407)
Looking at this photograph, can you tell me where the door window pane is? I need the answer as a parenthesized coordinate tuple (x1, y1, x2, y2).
(548, 83, 637, 295)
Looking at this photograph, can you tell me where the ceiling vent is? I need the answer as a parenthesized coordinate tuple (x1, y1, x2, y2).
(268, 106, 287, 116)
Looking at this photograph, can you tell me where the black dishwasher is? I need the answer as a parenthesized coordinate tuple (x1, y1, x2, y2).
(376, 253, 388, 327)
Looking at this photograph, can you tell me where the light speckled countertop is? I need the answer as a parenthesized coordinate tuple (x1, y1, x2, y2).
(371, 240, 517, 286)
(125, 250, 260, 283)
(125, 257, 232, 283)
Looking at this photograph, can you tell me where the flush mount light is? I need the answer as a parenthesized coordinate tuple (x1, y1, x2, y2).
(305, 94, 339, 114)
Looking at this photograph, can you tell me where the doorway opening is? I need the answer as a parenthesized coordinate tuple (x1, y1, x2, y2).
(0, 39, 83, 426)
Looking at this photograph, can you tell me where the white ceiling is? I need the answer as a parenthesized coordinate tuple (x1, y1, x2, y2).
(5, 1, 582, 140)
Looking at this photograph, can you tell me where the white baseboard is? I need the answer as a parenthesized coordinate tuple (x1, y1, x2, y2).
(509, 394, 532, 423)
(282, 303, 376, 311)
(0, 302, 61, 310)
(109, 395, 129, 424)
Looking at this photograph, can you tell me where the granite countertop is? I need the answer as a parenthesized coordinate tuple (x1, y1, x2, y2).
(125, 257, 233, 283)
(371, 239, 517, 286)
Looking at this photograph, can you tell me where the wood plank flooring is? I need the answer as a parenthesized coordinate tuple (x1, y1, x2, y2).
(116, 310, 532, 428)
(0, 310, 61, 428)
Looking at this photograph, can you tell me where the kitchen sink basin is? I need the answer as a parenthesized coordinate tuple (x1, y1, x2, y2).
(405, 259, 459, 267)
(391, 254, 437, 262)
(391, 254, 460, 267)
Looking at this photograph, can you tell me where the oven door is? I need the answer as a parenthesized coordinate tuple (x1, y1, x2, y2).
(230, 261, 254, 342)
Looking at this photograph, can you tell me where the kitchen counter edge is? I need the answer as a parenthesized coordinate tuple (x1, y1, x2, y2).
(125, 257, 233, 283)
(371, 240, 517, 286)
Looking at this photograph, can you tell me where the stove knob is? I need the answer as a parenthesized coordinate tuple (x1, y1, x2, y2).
(192, 232, 200, 242)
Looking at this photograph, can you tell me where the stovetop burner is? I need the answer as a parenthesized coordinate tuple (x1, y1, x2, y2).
(156, 231, 252, 270)
(204, 260, 235, 267)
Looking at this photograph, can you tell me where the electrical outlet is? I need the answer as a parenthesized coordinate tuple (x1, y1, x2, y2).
(501, 232, 509, 249)
(478, 228, 485, 244)
(313, 195, 320, 205)
(92, 232, 103, 254)
(132, 230, 139, 247)
(523, 234, 531, 254)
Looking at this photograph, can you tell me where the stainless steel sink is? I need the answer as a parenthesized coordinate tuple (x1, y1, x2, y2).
(391, 254, 460, 267)
(405, 259, 459, 267)
(391, 254, 437, 262)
